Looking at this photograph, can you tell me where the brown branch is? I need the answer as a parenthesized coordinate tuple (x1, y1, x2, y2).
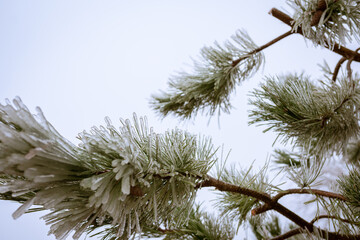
(197, 175, 271, 201)
(270, 227, 360, 240)
(197, 175, 356, 240)
(347, 57, 354, 81)
(273, 188, 347, 202)
(269, 8, 360, 62)
(270, 228, 303, 240)
(311, 0, 340, 26)
(252, 188, 347, 216)
(317, 0, 328, 10)
(311, 215, 357, 225)
(332, 57, 347, 82)
(232, 30, 293, 67)
(156, 227, 176, 234)
(130, 186, 144, 197)
(270, 214, 359, 240)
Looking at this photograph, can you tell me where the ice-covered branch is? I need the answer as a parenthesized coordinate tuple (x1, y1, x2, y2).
(270, 7, 360, 61)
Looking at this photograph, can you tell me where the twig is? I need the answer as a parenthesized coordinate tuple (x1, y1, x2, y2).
(273, 188, 347, 202)
(130, 186, 144, 197)
(252, 188, 347, 215)
(232, 30, 293, 67)
(311, 0, 327, 26)
(197, 175, 356, 240)
(270, 228, 303, 240)
(269, 8, 360, 62)
(332, 57, 346, 82)
(196, 175, 271, 202)
(156, 227, 176, 234)
(346, 57, 354, 81)
(311, 215, 356, 225)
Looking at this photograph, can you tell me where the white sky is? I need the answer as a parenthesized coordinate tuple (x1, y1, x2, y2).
(0, 1, 346, 239)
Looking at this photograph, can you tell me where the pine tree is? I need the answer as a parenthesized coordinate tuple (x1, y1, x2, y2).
(1, 0, 360, 239)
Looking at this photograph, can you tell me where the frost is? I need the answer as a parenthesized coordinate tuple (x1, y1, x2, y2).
(0, 98, 216, 240)
(12, 197, 35, 219)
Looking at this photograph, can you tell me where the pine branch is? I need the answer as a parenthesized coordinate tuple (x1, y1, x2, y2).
(151, 29, 295, 119)
(269, 228, 302, 240)
(156, 227, 176, 234)
(197, 175, 271, 202)
(338, 168, 360, 219)
(249, 73, 360, 157)
(0, 98, 217, 239)
(197, 175, 357, 240)
(151, 30, 264, 119)
(270, 227, 360, 240)
(252, 188, 347, 215)
(138, 204, 235, 240)
(310, 215, 357, 225)
(274, 189, 347, 202)
(231, 30, 293, 67)
(269, 8, 360, 61)
(332, 57, 347, 82)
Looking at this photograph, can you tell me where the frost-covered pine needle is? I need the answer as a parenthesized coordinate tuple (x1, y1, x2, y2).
(289, 0, 360, 48)
(0, 97, 217, 239)
(249, 73, 360, 157)
(151, 29, 264, 119)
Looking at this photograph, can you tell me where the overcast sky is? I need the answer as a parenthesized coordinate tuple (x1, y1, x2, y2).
(0, 1, 345, 239)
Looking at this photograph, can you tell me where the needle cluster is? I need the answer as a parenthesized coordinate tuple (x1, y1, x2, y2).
(151, 30, 263, 119)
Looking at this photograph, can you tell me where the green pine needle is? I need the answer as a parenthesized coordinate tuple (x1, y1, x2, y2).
(338, 168, 360, 219)
(151, 29, 264, 119)
(289, 0, 360, 48)
(215, 163, 270, 228)
(249, 73, 360, 157)
(0, 97, 218, 240)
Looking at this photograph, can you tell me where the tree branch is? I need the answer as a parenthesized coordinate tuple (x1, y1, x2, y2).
(196, 175, 271, 202)
(232, 30, 293, 67)
(311, 215, 357, 225)
(274, 188, 347, 202)
(156, 227, 176, 234)
(270, 228, 303, 240)
(197, 175, 356, 240)
(270, 227, 360, 240)
(332, 57, 347, 82)
(252, 188, 347, 216)
(346, 56, 355, 81)
(269, 8, 360, 62)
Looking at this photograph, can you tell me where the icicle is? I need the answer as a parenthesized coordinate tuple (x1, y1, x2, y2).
(171, 179, 179, 206)
(34, 174, 56, 183)
(12, 197, 36, 219)
(104, 116, 112, 126)
(115, 165, 127, 180)
(148, 127, 153, 167)
(35, 106, 50, 131)
(127, 213, 132, 238)
(96, 214, 105, 226)
(100, 187, 110, 205)
(11, 190, 33, 197)
(121, 176, 131, 195)
(134, 210, 141, 233)
(153, 193, 158, 223)
(118, 194, 127, 201)
(13, 96, 26, 110)
(25, 148, 40, 160)
(133, 113, 140, 133)
(90, 175, 105, 191)
(116, 215, 126, 238)
(5, 98, 11, 105)
(112, 159, 121, 167)
(0, 185, 11, 193)
(72, 211, 99, 240)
